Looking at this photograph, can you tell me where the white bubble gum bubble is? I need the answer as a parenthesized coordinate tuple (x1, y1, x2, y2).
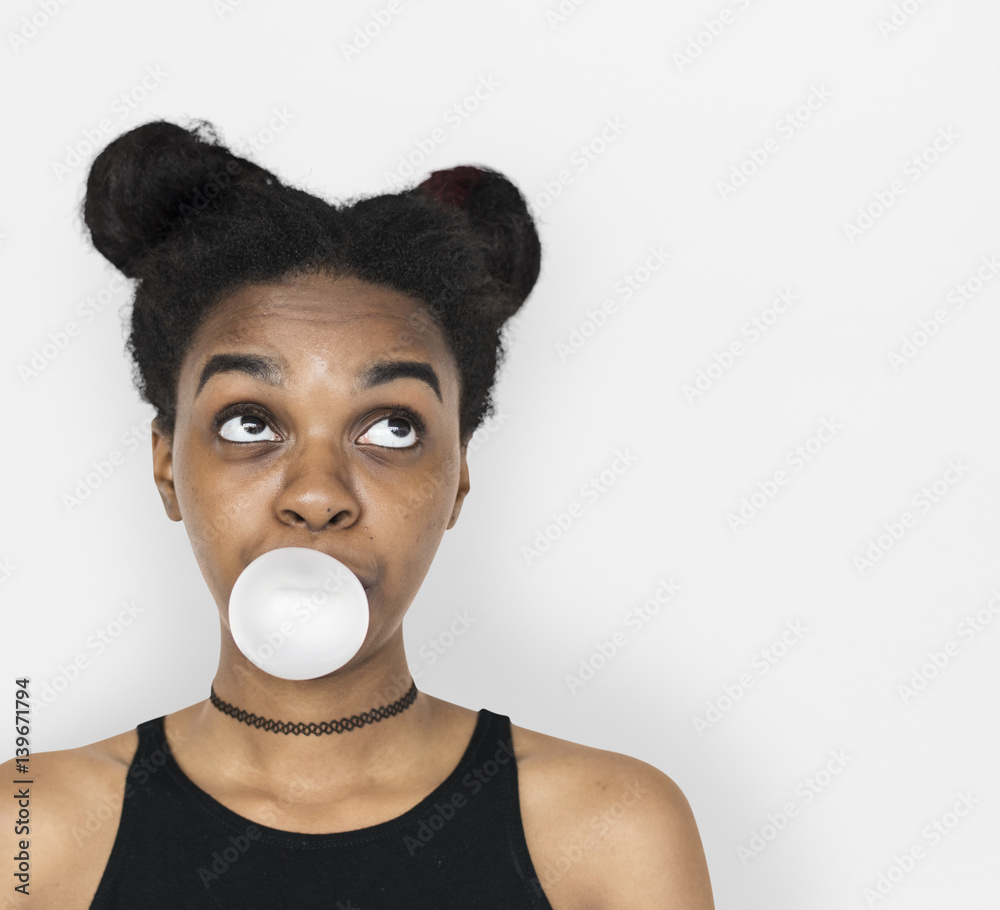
(227, 547, 370, 681)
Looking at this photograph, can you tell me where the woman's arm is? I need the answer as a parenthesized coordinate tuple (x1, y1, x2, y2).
(1, 739, 133, 910)
(514, 727, 715, 909)
(592, 761, 716, 909)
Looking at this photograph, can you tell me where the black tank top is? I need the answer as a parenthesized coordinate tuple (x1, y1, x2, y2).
(89, 709, 554, 909)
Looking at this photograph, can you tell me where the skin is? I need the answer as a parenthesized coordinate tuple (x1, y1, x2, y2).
(2, 273, 715, 909)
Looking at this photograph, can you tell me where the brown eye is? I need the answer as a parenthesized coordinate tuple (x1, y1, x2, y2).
(217, 409, 280, 443)
(359, 415, 419, 449)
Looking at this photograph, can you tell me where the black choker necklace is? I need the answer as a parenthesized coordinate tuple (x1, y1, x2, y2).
(209, 681, 418, 736)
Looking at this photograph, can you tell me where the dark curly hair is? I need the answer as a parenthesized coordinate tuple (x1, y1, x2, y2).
(81, 119, 542, 446)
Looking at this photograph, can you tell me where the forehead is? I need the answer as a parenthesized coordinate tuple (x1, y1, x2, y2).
(180, 273, 456, 389)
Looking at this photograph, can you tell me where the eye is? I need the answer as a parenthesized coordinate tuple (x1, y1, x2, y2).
(359, 408, 423, 450)
(216, 406, 281, 443)
(212, 404, 425, 449)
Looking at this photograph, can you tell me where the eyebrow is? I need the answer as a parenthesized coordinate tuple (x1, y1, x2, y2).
(358, 360, 442, 402)
(196, 353, 287, 397)
(195, 353, 443, 402)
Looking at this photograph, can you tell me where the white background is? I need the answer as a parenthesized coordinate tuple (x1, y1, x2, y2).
(2, 1, 999, 907)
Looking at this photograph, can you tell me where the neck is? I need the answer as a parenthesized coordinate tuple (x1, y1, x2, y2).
(213, 633, 416, 724)
(181, 631, 434, 791)
(208, 679, 417, 735)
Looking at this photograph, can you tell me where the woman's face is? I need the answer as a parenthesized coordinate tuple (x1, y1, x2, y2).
(151, 272, 470, 667)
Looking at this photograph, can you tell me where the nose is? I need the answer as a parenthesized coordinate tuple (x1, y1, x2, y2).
(274, 438, 362, 532)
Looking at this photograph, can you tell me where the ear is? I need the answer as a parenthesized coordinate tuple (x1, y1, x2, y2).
(151, 418, 183, 522)
(446, 444, 470, 530)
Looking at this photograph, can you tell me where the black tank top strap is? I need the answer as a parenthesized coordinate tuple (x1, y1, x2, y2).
(468, 709, 545, 894)
(88, 716, 172, 904)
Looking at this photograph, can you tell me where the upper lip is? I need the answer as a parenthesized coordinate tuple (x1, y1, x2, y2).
(321, 554, 376, 590)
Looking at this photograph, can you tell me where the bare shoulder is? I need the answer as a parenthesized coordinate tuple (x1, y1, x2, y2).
(1, 727, 137, 909)
(511, 722, 715, 910)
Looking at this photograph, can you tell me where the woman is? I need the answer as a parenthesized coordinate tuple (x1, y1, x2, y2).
(4, 120, 715, 908)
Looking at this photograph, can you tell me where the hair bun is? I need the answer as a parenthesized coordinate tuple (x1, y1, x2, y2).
(82, 119, 272, 278)
(415, 165, 541, 317)
(420, 166, 484, 208)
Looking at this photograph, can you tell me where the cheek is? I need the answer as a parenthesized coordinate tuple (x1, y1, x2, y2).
(392, 454, 460, 532)
(174, 452, 263, 589)
(184, 485, 255, 558)
(382, 457, 461, 567)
